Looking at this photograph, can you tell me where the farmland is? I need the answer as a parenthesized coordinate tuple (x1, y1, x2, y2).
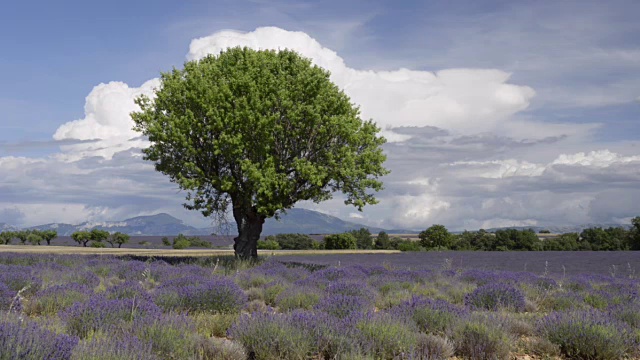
(0, 250, 639, 359)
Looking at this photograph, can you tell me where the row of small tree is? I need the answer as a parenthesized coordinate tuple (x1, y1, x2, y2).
(258, 216, 640, 252)
(0, 229, 130, 248)
(0, 229, 58, 245)
(70, 229, 130, 248)
(414, 217, 640, 251)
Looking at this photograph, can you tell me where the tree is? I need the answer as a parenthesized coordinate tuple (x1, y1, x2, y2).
(324, 233, 357, 250)
(419, 225, 452, 249)
(26, 233, 42, 245)
(629, 217, 640, 250)
(132, 47, 388, 259)
(265, 233, 315, 250)
(89, 229, 109, 246)
(40, 230, 57, 246)
(375, 231, 391, 250)
(107, 232, 130, 248)
(0, 231, 14, 245)
(349, 228, 373, 249)
(15, 231, 29, 245)
(71, 231, 92, 247)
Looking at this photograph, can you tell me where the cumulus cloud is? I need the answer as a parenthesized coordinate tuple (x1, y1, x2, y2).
(53, 79, 159, 160)
(187, 27, 537, 137)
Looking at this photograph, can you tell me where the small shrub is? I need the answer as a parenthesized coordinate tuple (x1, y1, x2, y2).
(202, 338, 246, 360)
(454, 319, 512, 360)
(391, 296, 467, 336)
(228, 312, 315, 360)
(90, 241, 106, 248)
(323, 233, 357, 250)
(275, 286, 321, 311)
(397, 240, 423, 252)
(538, 310, 638, 359)
(155, 277, 247, 314)
(464, 283, 526, 312)
(257, 239, 281, 250)
(161, 237, 171, 246)
(26, 283, 93, 316)
(133, 315, 201, 359)
(172, 238, 190, 249)
(193, 312, 240, 338)
(356, 313, 419, 359)
(413, 333, 455, 360)
(61, 296, 161, 338)
(267, 234, 315, 250)
(71, 336, 157, 360)
(315, 294, 370, 319)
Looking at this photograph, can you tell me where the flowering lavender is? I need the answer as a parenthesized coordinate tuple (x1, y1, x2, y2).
(105, 280, 152, 302)
(154, 276, 246, 314)
(391, 296, 468, 336)
(0, 319, 78, 360)
(274, 285, 322, 311)
(538, 309, 639, 359)
(60, 296, 162, 338)
(0, 265, 41, 296)
(70, 336, 157, 360)
(465, 283, 526, 312)
(0, 282, 14, 311)
(314, 294, 371, 319)
(28, 283, 93, 316)
(228, 312, 316, 360)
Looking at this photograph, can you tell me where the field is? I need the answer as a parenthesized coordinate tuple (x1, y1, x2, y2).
(0, 251, 639, 359)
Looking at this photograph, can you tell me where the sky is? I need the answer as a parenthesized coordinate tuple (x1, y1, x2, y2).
(1, 0, 639, 230)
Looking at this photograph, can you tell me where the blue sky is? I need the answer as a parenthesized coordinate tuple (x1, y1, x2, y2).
(1, 0, 639, 230)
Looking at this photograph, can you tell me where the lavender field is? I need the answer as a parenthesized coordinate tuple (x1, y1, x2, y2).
(0, 253, 639, 359)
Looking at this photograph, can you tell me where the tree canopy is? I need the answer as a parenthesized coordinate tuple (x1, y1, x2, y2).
(132, 47, 388, 258)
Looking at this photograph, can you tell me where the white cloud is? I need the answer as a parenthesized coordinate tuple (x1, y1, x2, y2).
(53, 79, 159, 160)
(187, 27, 537, 137)
(448, 159, 545, 178)
(551, 149, 640, 167)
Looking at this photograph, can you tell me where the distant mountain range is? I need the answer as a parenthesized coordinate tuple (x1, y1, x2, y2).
(0, 209, 412, 236)
(0, 210, 633, 236)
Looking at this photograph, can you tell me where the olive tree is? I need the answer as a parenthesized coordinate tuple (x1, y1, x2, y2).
(71, 231, 92, 247)
(132, 47, 388, 259)
(107, 232, 130, 248)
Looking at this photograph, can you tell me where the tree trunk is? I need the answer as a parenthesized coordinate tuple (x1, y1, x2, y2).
(233, 205, 265, 259)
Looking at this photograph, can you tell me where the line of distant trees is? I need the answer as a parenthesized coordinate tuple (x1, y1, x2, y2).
(0, 229, 130, 248)
(258, 216, 640, 251)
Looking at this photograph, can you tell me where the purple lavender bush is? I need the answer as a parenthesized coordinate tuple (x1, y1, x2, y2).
(154, 276, 246, 314)
(538, 309, 639, 359)
(0, 283, 14, 311)
(392, 296, 468, 336)
(228, 312, 315, 360)
(314, 294, 371, 319)
(105, 280, 152, 302)
(27, 283, 93, 316)
(454, 317, 512, 360)
(0, 319, 78, 360)
(464, 283, 526, 312)
(60, 296, 161, 338)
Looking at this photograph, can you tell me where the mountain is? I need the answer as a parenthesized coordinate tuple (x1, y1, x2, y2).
(27, 213, 198, 236)
(0, 223, 18, 232)
(262, 208, 390, 235)
(14, 209, 410, 236)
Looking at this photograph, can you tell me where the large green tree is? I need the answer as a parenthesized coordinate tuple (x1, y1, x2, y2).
(132, 47, 388, 258)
